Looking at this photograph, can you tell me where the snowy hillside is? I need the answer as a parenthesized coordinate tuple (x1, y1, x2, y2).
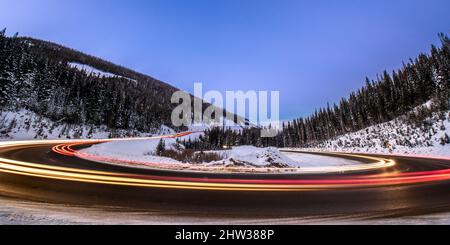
(300, 109, 450, 156)
(0, 109, 174, 140)
(0, 109, 245, 141)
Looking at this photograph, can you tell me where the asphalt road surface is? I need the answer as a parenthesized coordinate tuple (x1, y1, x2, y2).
(2, 140, 450, 223)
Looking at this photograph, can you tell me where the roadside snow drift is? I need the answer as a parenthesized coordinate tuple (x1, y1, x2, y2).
(207, 146, 297, 168)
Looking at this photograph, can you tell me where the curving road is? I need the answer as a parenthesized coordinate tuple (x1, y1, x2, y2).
(2, 136, 450, 223)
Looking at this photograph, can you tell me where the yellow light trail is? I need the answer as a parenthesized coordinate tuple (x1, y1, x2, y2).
(0, 138, 394, 191)
(5, 136, 449, 192)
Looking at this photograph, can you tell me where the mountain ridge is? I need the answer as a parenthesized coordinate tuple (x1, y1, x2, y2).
(0, 30, 189, 139)
(16, 36, 178, 92)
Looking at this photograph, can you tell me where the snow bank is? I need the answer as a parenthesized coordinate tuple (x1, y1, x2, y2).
(207, 146, 297, 168)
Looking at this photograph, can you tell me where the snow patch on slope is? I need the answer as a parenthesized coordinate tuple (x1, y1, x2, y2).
(68, 62, 137, 83)
(188, 118, 245, 132)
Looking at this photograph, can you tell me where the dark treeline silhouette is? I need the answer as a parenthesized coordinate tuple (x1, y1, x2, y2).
(186, 33, 450, 149)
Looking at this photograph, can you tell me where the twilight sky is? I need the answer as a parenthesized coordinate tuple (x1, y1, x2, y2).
(1, 0, 449, 119)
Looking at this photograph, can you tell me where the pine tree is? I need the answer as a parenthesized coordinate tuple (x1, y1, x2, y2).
(156, 139, 165, 156)
(440, 133, 450, 146)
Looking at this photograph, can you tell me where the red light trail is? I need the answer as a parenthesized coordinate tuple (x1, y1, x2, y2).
(1, 132, 450, 192)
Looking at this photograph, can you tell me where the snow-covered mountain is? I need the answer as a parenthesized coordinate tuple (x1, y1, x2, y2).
(0, 31, 239, 140)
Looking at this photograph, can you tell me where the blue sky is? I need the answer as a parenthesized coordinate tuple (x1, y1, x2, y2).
(1, 0, 449, 119)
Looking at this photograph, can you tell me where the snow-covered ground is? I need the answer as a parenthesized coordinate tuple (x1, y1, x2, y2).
(303, 109, 450, 157)
(80, 137, 186, 165)
(79, 137, 370, 173)
(80, 139, 300, 170)
(282, 152, 361, 167)
(0, 109, 174, 141)
(187, 118, 245, 132)
(206, 146, 297, 168)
